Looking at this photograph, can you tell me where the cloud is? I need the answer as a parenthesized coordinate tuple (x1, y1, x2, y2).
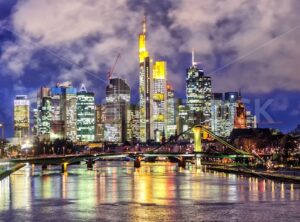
(168, 0, 300, 93)
(1, 0, 300, 97)
(290, 103, 300, 116)
(1, 0, 143, 88)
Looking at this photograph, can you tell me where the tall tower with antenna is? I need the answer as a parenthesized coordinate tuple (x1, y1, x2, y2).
(139, 16, 152, 142)
(186, 50, 212, 129)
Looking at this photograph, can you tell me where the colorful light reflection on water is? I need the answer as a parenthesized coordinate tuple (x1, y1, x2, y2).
(0, 162, 300, 221)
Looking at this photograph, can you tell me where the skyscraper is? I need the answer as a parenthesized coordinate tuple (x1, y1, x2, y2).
(211, 93, 236, 137)
(128, 104, 140, 143)
(14, 95, 30, 140)
(224, 92, 239, 134)
(211, 93, 225, 137)
(50, 86, 64, 139)
(105, 78, 130, 143)
(166, 84, 176, 138)
(34, 82, 80, 141)
(246, 111, 257, 129)
(76, 84, 96, 142)
(139, 16, 152, 142)
(60, 82, 77, 141)
(186, 52, 212, 128)
(95, 104, 106, 141)
(176, 99, 189, 135)
(152, 61, 167, 141)
(37, 87, 52, 137)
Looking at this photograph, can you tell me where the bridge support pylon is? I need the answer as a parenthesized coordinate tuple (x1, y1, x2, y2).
(42, 164, 47, 170)
(195, 154, 202, 169)
(87, 159, 94, 170)
(193, 125, 202, 169)
(61, 163, 68, 173)
(193, 125, 202, 153)
(178, 157, 186, 168)
(134, 156, 141, 168)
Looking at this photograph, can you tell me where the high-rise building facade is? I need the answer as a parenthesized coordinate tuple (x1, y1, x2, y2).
(186, 53, 212, 128)
(76, 84, 95, 142)
(128, 104, 140, 143)
(176, 99, 189, 135)
(224, 92, 239, 130)
(50, 86, 64, 139)
(246, 111, 257, 129)
(37, 87, 52, 137)
(139, 17, 152, 142)
(14, 95, 30, 139)
(95, 104, 106, 141)
(105, 78, 130, 143)
(211, 93, 237, 137)
(61, 83, 77, 141)
(211, 93, 226, 137)
(35, 82, 78, 141)
(166, 84, 176, 138)
(152, 61, 167, 141)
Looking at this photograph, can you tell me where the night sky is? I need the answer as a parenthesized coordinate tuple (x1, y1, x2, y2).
(0, 0, 300, 137)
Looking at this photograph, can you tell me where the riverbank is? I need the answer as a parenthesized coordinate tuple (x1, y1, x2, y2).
(0, 163, 26, 181)
(207, 165, 300, 183)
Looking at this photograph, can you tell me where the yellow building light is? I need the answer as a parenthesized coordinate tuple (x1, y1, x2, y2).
(153, 93, 164, 101)
(153, 61, 166, 79)
(139, 34, 149, 62)
(154, 114, 164, 122)
(193, 126, 202, 153)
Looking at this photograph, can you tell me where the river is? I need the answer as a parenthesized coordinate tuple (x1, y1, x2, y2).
(0, 162, 299, 221)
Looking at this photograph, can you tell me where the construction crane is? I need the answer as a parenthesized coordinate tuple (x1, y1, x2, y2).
(107, 53, 121, 80)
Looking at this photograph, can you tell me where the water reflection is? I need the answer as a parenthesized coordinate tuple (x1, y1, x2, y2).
(0, 162, 300, 221)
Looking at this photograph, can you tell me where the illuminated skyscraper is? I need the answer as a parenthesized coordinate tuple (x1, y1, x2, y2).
(224, 92, 239, 135)
(166, 84, 176, 138)
(37, 87, 51, 137)
(60, 82, 77, 141)
(95, 104, 106, 141)
(128, 104, 140, 143)
(211, 93, 226, 137)
(76, 84, 95, 142)
(34, 83, 78, 141)
(152, 61, 167, 141)
(105, 78, 130, 143)
(176, 99, 189, 135)
(139, 16, 152, 142)
(211, 93, 237, 137)
(14, 95, 30, 139)
(50, 86, 64, 139)
(246, 111, 257, 129)
(186, 51, 212, 128)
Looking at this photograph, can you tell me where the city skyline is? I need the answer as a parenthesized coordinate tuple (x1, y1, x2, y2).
(1, 2, 300, 221)
(7, 16, 257, 143)
(1, 1, 300, 137)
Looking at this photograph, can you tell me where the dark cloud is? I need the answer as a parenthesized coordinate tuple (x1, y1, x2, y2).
(0, 0, 300, 136)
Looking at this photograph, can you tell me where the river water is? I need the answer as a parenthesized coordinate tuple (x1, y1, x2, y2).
(0, 162, 300, 222)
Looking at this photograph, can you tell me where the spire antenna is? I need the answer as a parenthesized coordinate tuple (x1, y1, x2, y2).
(142, 15, 147, 34)
(192, 48, 196, 66)
(80, 83, 87, 92)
